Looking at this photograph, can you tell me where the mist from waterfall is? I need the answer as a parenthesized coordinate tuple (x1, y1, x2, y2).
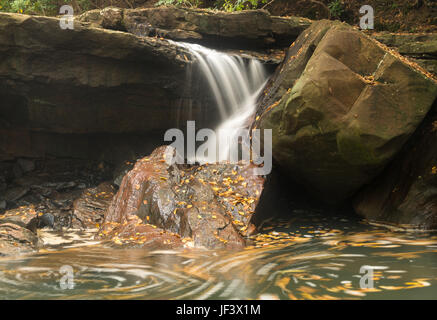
(175, 42, 269, 163)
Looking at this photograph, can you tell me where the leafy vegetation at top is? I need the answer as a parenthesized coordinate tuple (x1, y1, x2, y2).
(327, 0, 344, 18)
(221, 0, 267, 12)
(0, 0, 91, 15)
(155, 0, 201, 8)
(0, 0, 268, 15)
(155, 0, 267, 12)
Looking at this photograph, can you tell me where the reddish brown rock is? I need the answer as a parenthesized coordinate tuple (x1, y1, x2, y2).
(101, 217, 184, 250)
(100, 146, 265, 249)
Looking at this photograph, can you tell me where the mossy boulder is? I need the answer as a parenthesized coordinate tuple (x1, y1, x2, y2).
(255, 20, 437, 204)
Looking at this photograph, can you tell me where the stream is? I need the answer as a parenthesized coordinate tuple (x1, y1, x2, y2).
(0, 209, 436, 299)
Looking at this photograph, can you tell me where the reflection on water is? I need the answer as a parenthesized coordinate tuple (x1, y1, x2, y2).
(0, 211, 436, 300)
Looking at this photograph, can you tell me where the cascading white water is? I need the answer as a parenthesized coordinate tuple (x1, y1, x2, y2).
(176, 42, 269, 163)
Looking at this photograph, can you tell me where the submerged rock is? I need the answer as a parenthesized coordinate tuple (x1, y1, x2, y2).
(255, 20, 437, 204)
(99, 146, 265, 249)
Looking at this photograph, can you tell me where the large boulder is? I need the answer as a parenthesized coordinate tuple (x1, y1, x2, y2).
(353, 102, 437, 230)
(99, 146, 265, 249)
(254, 20, 437, 204)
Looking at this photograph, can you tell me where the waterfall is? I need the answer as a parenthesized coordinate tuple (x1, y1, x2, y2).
(175, 42, 269, 163)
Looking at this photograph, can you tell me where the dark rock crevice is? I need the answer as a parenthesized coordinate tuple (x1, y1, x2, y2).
(353, 99, 437, 230)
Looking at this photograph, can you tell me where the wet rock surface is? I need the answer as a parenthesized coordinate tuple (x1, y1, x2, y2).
(0, 137, 265, 254)
(254, 20, 437, 204)
(72, 182, 116, 229)
(0, 157, 115, 255)
(0, 222, 39, 256)
(99, 146, 265, 249)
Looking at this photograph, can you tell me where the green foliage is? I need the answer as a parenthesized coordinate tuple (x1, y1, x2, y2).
(155, 0, 266, 11)
(0, 0, 267, 15)
(10, 0, 28, 13)
(0, 0, 56, 14)
(0, 0, 92, 15)
(155, 0, 202, 8)
(328, 0, 344, 18)
(0, 0, 16, 13)
(221, 0, 266, 12)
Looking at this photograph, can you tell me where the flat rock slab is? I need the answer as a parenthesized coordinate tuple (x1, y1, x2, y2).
(373, 32, 437, 56)
(0, 12, 194, 137)
(77, 7, 312, 50)
(373, 32, 437, 76)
